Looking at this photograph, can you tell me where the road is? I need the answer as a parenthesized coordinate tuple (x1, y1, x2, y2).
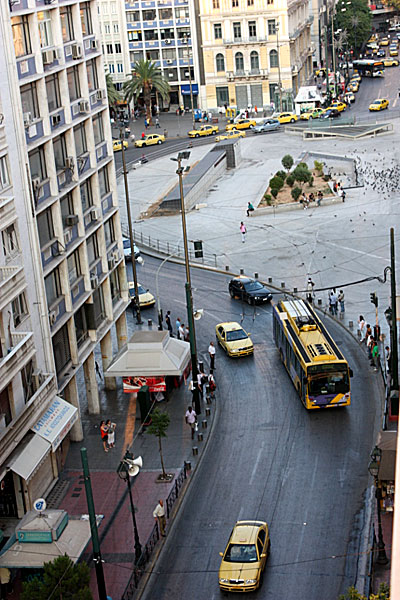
(127, 257, 382, 600)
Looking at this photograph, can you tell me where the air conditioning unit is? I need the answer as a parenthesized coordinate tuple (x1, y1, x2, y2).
(64, 229, 72, 245)
(65, 156, 75, 171)
(108, 256, 115, 270)
(49, 311, 57, 326)
(90, 39, 98, 50)
(90, 273, 99, 288)
(112, 249, 122, 262)
(51, 113, 61, 126)
(23, 112, 33, 127)
(64, 214, 79, 226)
(90, 207, 101, 221)
(79, 100, 90, 114)
(166, 59, 173, 64)
(96, 88, 106, 101)
(72, 43, 83, 59)
(42, 50, 53, 65)
(165, 39, 171, 44)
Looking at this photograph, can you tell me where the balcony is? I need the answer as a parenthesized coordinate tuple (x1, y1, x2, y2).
(0, 373, 57, 466)
(83, 36, 100, 55)
(0, 332, 35, 392)
(227, 69, 268, 80)
(0, 266, 25, 312)
(0, 196, 16, 230)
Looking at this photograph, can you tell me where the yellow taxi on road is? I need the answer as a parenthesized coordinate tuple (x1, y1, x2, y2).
(350, 74, 361, 83)
(215, 322, 253, 357)
(128, 282, 156, 307)
(226, 118, 256, 131)
(379, 38, 389, 46)
(300, 107, 325, 120)
(328, 102, 347, 112)
(349, 81, 359, 92)
(215, 130, 245, 142)
(384, 58, 399, 66)
(390, 47, 399, 56)
(275, 112, 298, 123)
(369, 98, 389, 111)
(134, 133, 165, 147)
(113, 140, 129, 152)
(219, 521, 270, 593)
(188, 124, 219, 138)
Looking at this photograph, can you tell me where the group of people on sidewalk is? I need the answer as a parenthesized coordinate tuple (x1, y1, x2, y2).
(99, 419, 117, 452)
(358, 317, 385, 372)
(306, 279, 345, 315)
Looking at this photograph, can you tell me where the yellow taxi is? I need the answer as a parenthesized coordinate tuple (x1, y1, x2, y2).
(215, 322, 253, 357)
(328, 102, 347, 112)
(226, 118, 256, 131)
(128, 282, 156, 307)
(369, 98, 389, 111)
(134, 133, 165, 148)
(384, 58, 399, 66)
(275, 112, 298, 123)
(368, 34, 377, 43)
(113, 140, 129, 152)
(379, 38, 389, 46)
(188, 124, 219, 138)
(350, 74, 361, 83)
(390, 47, 398, 56)
(349, 81, 359, 92)
(215, 130, 245, 142)
(300, 107, 325, 120)
(219, 520, 270, 593)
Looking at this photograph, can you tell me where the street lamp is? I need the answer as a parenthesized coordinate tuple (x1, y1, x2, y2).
(275, 22, 283, 112)
(117, 449, 143, 564)
(183, 34, 195, 131)
(368, 446, 388, 565)
(171, 151, 201, 416)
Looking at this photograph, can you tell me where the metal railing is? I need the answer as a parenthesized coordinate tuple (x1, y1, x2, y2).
(166, 466, 187, 518)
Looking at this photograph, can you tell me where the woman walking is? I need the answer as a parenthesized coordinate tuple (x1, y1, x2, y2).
(106, 420, 116, 449)
(240, 221, 247, 243)
(100, 421, 109, 452)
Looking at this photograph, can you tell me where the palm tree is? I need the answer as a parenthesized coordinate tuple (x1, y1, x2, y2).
(105, 73, 121, 120)
(123, 59, 170, 124)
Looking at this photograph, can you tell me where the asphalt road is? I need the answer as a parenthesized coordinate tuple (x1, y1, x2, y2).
(127, 256, 382, 600)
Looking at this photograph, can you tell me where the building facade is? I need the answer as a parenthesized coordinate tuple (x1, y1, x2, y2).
(199, 0, 313, 111)
(0, 0, 129, 517)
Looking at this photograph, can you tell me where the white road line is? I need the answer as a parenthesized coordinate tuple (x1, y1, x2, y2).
(249, 443, 265, 485)
(394, 98, 398, 107)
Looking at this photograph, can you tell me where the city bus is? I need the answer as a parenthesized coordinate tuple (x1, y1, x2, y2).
(272, 299, 352, 409)
(353, 59, 385, 77)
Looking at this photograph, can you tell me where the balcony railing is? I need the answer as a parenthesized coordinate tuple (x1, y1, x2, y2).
(227, 69, 268, 80)
(223, 36, 268, 44)
(0, 332, 35, 392)
(0, 266, 25, 312)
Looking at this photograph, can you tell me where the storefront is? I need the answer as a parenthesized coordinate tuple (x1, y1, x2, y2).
(377, 430, 397, 513)
(181, 84, 199, 109)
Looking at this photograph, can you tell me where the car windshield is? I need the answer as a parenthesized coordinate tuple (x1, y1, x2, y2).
(224, 544, 258, 563)
(123, 239, 130, 249)
(226, 329, 248, 342)
(308, 372, 349, 396)
(137, 285, 146, 294)
(244, 281, 264, 292)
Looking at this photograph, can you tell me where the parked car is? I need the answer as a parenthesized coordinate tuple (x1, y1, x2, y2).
(113, 140, 128, 152)
(321, 108, 340, 119)
(252, 119, 281, 133)
(122, 237, 141, 261)
(229, 276, 272, 304)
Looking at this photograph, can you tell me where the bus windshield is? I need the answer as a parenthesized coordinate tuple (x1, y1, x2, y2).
(309, 372, 349, 396)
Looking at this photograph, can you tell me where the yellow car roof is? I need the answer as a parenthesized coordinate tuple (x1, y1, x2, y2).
(217, 321, 246, 332)
(230, 521, 267, 544)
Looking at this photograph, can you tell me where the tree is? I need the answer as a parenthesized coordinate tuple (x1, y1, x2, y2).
(106, 73, 121, 108)
(269, 175, 284, 191)
(147, 408, 171, 481)
(334, 0, 371, 52)
(21, 555, 92, 600)
(293, 165, 311, 184)
(123, 59, 170, 124)
(291, 186, 302, 201)
(282, 154, 294, 172)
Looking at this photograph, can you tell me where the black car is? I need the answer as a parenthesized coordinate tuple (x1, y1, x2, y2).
(377, 49, 386, 57)
(321, 108, 340, 119)
(229, 276, 272, 305)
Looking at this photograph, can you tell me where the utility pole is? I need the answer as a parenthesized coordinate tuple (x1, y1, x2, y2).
(390, 227, 398, 390)
(331, 10, 338, 98)
(324, 2, 331, 104)
(184, 34, 195, 130)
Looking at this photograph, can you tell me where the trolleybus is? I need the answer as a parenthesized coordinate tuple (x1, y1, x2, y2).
(353, 59, 384, 77)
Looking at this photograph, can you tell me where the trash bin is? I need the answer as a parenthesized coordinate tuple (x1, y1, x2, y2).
(137, 385, 152, 424)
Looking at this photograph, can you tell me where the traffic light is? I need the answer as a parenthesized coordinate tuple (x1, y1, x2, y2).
(193, 240, 203, 258)
(370, 292, 378, 307)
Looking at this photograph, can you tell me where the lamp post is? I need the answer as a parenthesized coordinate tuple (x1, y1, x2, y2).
(183, 34, 195, 130)
(117, 449, 143, 564)
(119, 124, 142, 324)
(368, 446, 388, 565)
(276, 22, 283, 112)
(171, 151, 201, 415)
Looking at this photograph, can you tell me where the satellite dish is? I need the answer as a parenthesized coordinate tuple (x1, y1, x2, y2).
(193, 309, 204, 320)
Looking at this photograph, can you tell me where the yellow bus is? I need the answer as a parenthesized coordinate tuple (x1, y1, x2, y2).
(273, 299, 352, 409)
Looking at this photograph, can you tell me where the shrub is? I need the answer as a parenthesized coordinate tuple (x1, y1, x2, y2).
(286, 174, 295, 187)
(275, 170, 287, 181)
(291, 186, 302, 201)
(271, 188, 279, 198)
(323, 174, 330, 181)
(281, 154, 294, 171)
(269, 175, 284, 191)
(308, 176, 314, 187)
(263, 193, 272, 205)
(293, 165, 311, 184)
(297, 161, 308, 169)
(314, 160, 324, 174)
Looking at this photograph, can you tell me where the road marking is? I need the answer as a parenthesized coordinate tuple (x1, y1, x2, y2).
(394, 98, 398, 107)
(249, 443, 265, 485)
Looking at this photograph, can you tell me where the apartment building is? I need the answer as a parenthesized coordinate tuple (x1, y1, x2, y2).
(199, 0, 313, 111)
(98, 0, 203, 109)
(0, 0, 129, 517)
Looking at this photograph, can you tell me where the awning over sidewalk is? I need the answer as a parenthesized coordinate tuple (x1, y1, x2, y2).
(7, 433, 51, 482)
(377, 430, 397, 481)
(32, 397, 78, 451)
(104, 330, 191, 378)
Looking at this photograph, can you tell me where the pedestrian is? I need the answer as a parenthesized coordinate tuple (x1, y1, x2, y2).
(184, 325, 190, 342)
(333, 181, 338, 193)
(153, 499, 166, 537)
(254, 105, 258, 115)
(301, 192, 308, 209)
(329, 289, 338, 315)
(100, 420, 108, 452)
(176, 317, 181, 337)
(208, 372, 216, 398)
(208, 341, 216, 371)
(358, 315, 366, 341)
(338, 290, 345, 313)
(367, 333, 374, 360)
(185, 405, 197, 439)
(246, 201, 254, 217)
(197, 370, 206, 400)
(141, 131, 145, 140)
(95, 361, 103, 381)
(208, 111, 212, 122)
(385, 345, 391, 375)
(240, 221, 246, 243)
(341, 189, 346, 202)
(317, 190, 323, 206)
(371, 340, 380, 371)
(144, 117, 148, 129)
(306, 277, 315, 303)
(155, 116, 160, 128)
(106, 419, 116, 448)
(130, 132, 136, 144)
(178, 322, 185, 340)
(165, 311, 173, 336)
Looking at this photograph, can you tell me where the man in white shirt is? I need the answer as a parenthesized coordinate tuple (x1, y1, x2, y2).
(153, 499, 166, 537)
(185, 405, 197, 439)
(208, 341, 216, 371)
(178, 322, 185, 340)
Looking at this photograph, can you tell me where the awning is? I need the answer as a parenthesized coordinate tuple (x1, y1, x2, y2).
(181, 83, 199, 95)
(105, 330, 191, 378)
(377, 430, 397, 481)
(32, 397, 78, 451)
(7, 434, 51, 482)
(294, 86, 323, 104)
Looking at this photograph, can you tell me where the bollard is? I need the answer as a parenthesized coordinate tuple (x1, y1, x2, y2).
(225, 265, 229, 271)
(205, 407, 211, 417)
(349, 320, 353, 329)
(268, 277, 272, 284)
(192, 446, 198, 456)
(184, 460, 191, 472)
(317, 298, 322, 306)
(254, 272, 258, 279)
(281, 282, 285, 288)
(148, 319, 152, 327)
(293, 287, 298, 293)
(197, 432, 203, 442)
(240, 268, 244, 275)
(202, 419, 207, 429)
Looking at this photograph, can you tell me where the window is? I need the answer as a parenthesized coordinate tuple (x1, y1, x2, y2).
(29, 146, 47, 181)
(233, 22, 241, 41)
(52, 324, 71, 375)
(110, 269, 121, 303)
(178, 47, 191, 58)
(74, 306, 89, 347)
(0, 156, 10, 190)
(67, 250, 81, 285)
(216, 86, 229, 106)
(106, 43, 113, 54)
(130, 50, 143, 62)
(80, 3, 93, 36)
(93, 286, 106, 324)
(115, 43, 122, 53)
(158, 8, 172, 19)
(214, 23, 222, 39)
(46, 74, 61, 113)
(37, 208, 54, 247)
(74, 123, 87, 157)
(127, 10, 140, 21)
(235, 52, 244, 72)
(108, 64, 115, 74)
(232, 0, 239, 6)
(268, 19, 276, 35)
(128, 30, 143, 41)
(86, 59, 98, 91)
(144, 30, 158, 41)
(53, 135, 67, 171)
(104, 24, 110, 34)
(2, 224, 19, 257)
(248, 0, 254, 4)
(147, 49, 161, 60)
(249, 21, 256, 39)
(104, 218, 115, 247)
(175, 6, 189, 18)
(60, 6, 74, 42)
(267, 0, 274, 4)
(212, 0, 220, 7)
(102, 3, 108, 14)
(117, 63, 123, 72)
(87, 233, 99, 266)
(11, 15, 31, 57)
(12, 293, 28, 327)
(45, 268, 62, 306)
(60, 193, 74, 223)
(269, 49, 278, 67)
(20, 82, 39, 119)
(143, 9, 156, 19)
(216, 53, 225, 72)
(177, 28, 190, 39)
(98, 166, 109, 197)
(250, 51, 259, 72)
(67, 66, 81, 102)
(113, 23, 119, 33)
(37, 11, 53, 48)
(92, 114, 104, 145)
(80, 179, 93, 212)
